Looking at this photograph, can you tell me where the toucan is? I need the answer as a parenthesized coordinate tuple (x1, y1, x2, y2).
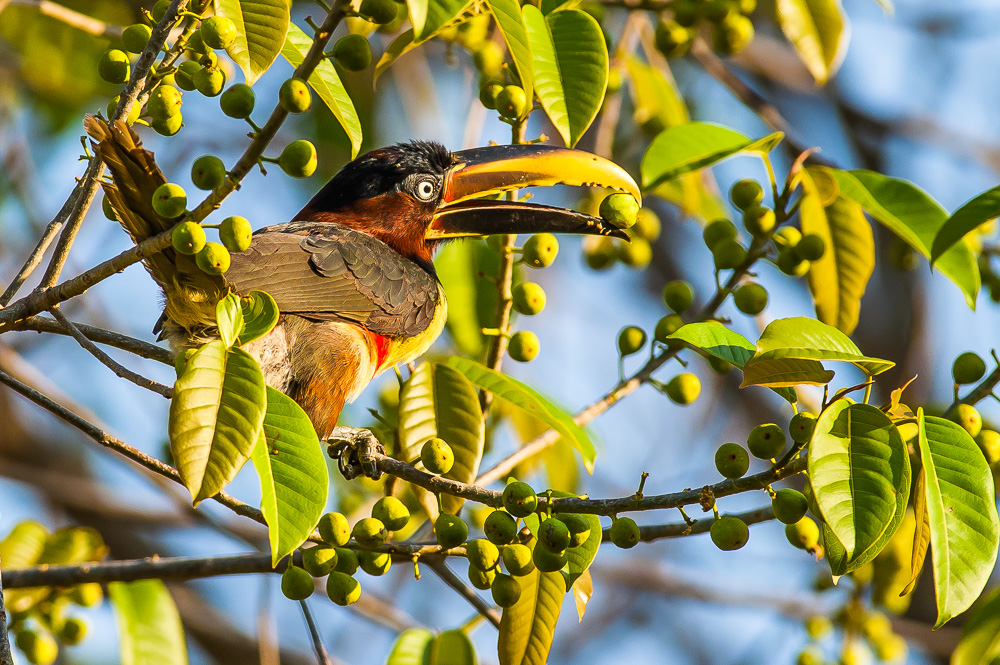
(85, 117, 640, 439)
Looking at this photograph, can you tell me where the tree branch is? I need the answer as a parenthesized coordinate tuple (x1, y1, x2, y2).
(10, 315, 173, 364)
(0, 562, 12, 665)
(0, 0, 123, 38)
(426, 559, 501, 629)
(299, 600, 334, 665)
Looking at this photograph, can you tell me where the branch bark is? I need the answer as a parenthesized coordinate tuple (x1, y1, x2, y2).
(10, 315, 173, 364)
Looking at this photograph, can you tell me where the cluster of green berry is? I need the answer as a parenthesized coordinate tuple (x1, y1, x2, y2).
(654, 0, 756, 61)
(9, 586, 97, 665)
(475, 40, 531, 121)
(497, 233, 560, 363)
(946, 352, 1000, 465)
(582, 193, 661, 270)
(797, 606, 907, 665)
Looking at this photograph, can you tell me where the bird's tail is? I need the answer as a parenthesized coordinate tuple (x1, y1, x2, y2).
(84, 115, 224, 341)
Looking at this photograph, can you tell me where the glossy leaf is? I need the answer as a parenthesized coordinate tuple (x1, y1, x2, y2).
(216, 0, 289, 85)
(169, 341, 266, 504)
(740, 356, 834, 388)
(447, 356, 596, 473)
(902, 468, 930, 596)
(668, 322, 755, 367)
(387, 629, 435, 665)
(487, 0, 533, 103)
(809, 401, 909, 563)
(641, 123, 783, 191)
(831, 168, 980, 307)
(397, 362, 485, 513)
(374, 7, 473, 82)
(434, 630, 477, 665)
(251, 387, 329, 567)
(282, 23, 362, 158)
(498, 564, 565, 665)
(801, 168, 875, 335)
(523, 6, 607, 145)
(931, 184, 1000, 262)
(917, 412, 999, 628)
(409, 0, 472, 41)
(109, 580, 189, 665)
(951, 587, 1000, 665)
(238, 290, 279, 346)
(775, 0, 850, 84)
(750, 317, 894, 376)
(216, 292, 243, 348)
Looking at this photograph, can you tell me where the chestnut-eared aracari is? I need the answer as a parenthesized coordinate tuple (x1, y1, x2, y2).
(85, 117, 639, 438)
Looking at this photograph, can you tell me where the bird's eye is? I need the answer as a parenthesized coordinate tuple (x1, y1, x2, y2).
(413, 178, 437, 201)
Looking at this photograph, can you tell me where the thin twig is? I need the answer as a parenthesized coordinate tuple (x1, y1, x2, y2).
(0, 562, 12, 665)
(602, 506, 776, 543)
(0, 220, 64, 307)
(1, 0, 123, 38)
(10, 314, 173, 364)
(426, 560, 501, 629)
(49, 308, 173, 397)
(299, 601, 334, 665)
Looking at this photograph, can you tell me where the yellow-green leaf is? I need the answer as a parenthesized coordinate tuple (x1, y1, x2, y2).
(238, 290, 280, 346)
(487, 0, 533, 103)
(750, 316, 894, 376)
(216, 0, 289, 85)
(109, 580, 189, 665)
(498, 564, 565, 665)
(951, 587, 1000, 665)
(774, 0, 850, 85)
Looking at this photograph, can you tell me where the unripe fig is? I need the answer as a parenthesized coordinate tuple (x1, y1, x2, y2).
(653, 314, 684, 345)
(952, 351, 987, 385)
(747, 423, 786, 459)
(281, 565, 314, 600)
(777, 248, 810, 276)
(703, 219, 738, 250)
(663, 280, 694, 313)
(795, 233, 826, 261)
(150, 110, 183, 137)
(773, 226, 801, 250)
(949, 403, 982, 438)
(512, 282, 546, 315)
(122, 23, 152, 54)
(98, 49, 130, 84)
(479, 82, 503, 110)
(372, 496, 409, 531)
(360, 0, 398, 24)
(279, 77, 312, 113)
(351, 517, 388, 547)
(710, 515, 749, 550)
(532, 544, 568, 571)
(496, 84, 528, 119)
(617, 237, 652, 268)
(174, 60, 201, 91)
(171, 221, 206, 255)
(771, 488, 809, 524)
(633, 208, 661, 242)
(191, 154, 225, 190)
(788, 412, 816, 443)
(58, 617, 88, 645)
(654, 20, 693, 58)
(484, 510, 518, 546)
(715, 442, 749, 479)
(804, 615, 832, 639)
(508, 331, 540, 362)
(730, 179, 764, 210)
(148, 84, 183, 120)
(193, 66, 225, 96)
(976, 429, 1000, 464)
(421, 437, 455, 474)
(333, 547, 359, 575)
(434, 513, 469, 549)
(742, 205, 775, 236)
(617, 326, 646, 356)
(151, 0, 170, 21)
(318, 512, 351, 546)
(219, 215, 252, 252)
(502, 543, 535, 576)
(733, 282, 768, 315)
(665, 372, 701, 405)
(609, 516, 640, 549)
(538, 517, 571, 553)
(332, 34, 372, 71)
(785, 516, 820, 550)
(326, 572, 361, 606)
(560, 513, 592, 547)
(151, 183, 187, 218)
(491, 573, 522, 607)
(711, 12, 754, 56)
(472, 41, 504, 75)
(712, 239, 747, 270)
(202, 16, 237, 49)
(195, 242, 231, 275)
(468, 563, 495, 590)
(302, 546, 338, 577)
(599, 193, 640, 229)
(68, 583, 103, 607)
(522, 233, 558, 267)
(220, 83, 255, 118)
(279, 140, 318, 178)
(358, 550, 391, 576)
(582, 235, 617, 271)
(106, 95, 141, 123)
(501, 481, 537, 517)
(466, 538, 500, 571)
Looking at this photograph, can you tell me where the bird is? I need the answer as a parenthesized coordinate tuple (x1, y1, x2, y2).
(84, 117, 639, 443)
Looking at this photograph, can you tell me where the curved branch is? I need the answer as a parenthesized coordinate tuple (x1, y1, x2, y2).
(0, 0, 123, 38)
(10, 315, 173, 364)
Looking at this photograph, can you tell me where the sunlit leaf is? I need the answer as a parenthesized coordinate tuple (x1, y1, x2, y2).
(740, 356, 834, 388)
(498, 560, 565, 665)
(487, 0, 533, 102)
(902, 468, 930, 596)
(387, 629, 435, 665)
(523, 6, 607, 146)
(951, 587, 1000, 665)
(109, 580, 189, 665)
(251, 387, 329, 567)
(750, 317, 894, 376)
(931, 184, 1000, 262)
(282, 23, 362, 158)
(917, 411, 999, 628)
(215, 292, 243, 349)
(409, 0, 472, 41)
(217, 0, 289, 85)
(572, 569, 593, 621)
(169, 341, 266, 503)
(774, 0, 850, 84)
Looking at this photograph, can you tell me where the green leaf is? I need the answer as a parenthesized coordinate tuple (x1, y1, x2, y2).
(0, 521, 47, 569)
(282, 23, 362, 158)
(498, 564, 565, 665)
(667, 321, 756, 367)
(740, 356, 834, 388)
(830, 168, 980, 308)
(434, 241, 487, 357)
(931, 185, 1000, 262)
(801, 168, 875, 335)
(169, 341, 266, 504)
(409, 0, 472, 41)
(917, 411, 1000, 628)
(750, 316, 894, 376)
(640, 123, 783, 191)
(433, 630, 477, 664)
(487, 0, 533, 103)
(387, 629, 435, 665)
(238, 290, 280, 346)
(374, 8, 473, 82)
(398, 362, 485, 513)
(625, 57, 689, 130)
(951, 587, 1000, 665)
(447, 356, 596, 473)
(902, 468, 930, 596)
(216, 0, 289, 86)
(251, 387, 329, 567)
(564, 512, 600, 587)
(523, 6, 607, 146)
(109, 580, 189, 665)
(774, 0, 849, 85)
(216, 292, 243, 348)
(808, 401, 909, 563)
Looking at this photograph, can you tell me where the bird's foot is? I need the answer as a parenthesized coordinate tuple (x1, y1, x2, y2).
(326, 426, 385, 481)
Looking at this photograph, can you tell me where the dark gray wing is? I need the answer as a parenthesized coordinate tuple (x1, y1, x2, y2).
(225, 223, 439, 338)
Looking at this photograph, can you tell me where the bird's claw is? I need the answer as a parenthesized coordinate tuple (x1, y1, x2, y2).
(326, 426, 385, 481)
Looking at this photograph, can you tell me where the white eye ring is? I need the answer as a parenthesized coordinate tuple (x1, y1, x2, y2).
(415, 179, 436, 200)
